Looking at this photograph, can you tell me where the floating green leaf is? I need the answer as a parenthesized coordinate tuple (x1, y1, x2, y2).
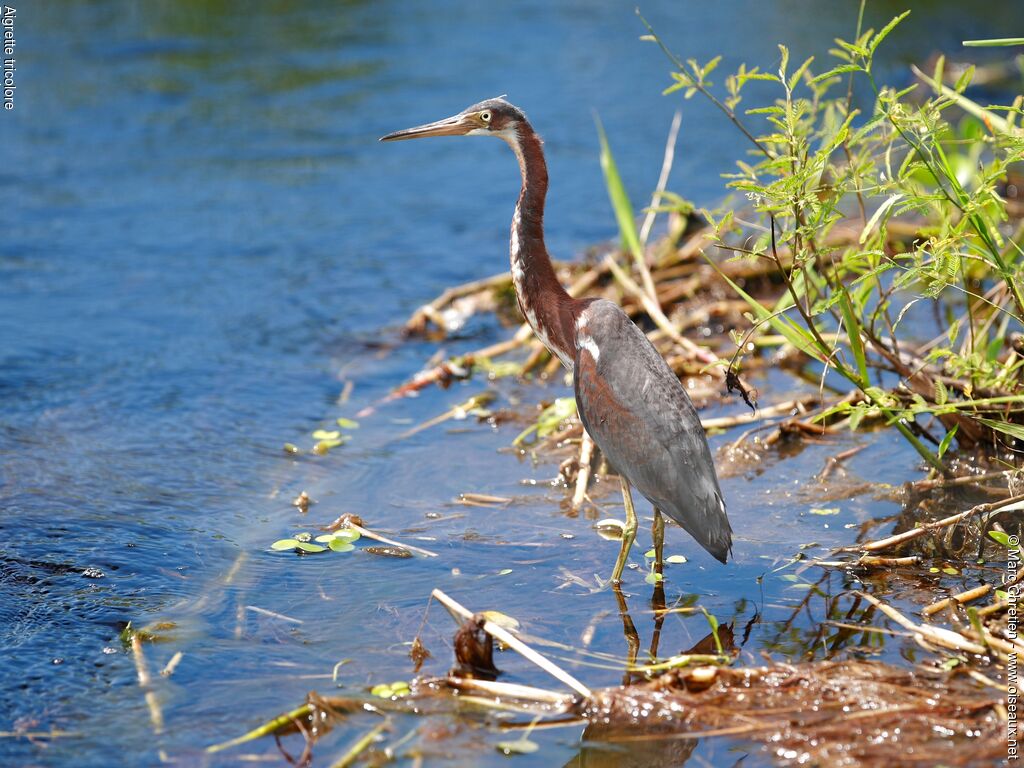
(481, 611, 521, 632)
(809, 507, 840, 516)
(312, 429, 341, 441)
(594, 518, 626, 542)
(271, 539, 300, 551)
(295, 542, 327, 553)
(329, 539, 355, 553)
(514, 397, 578, 445)
(336, 418, 360, 429)
(474, 358, 523, 379)
(371, 681, 410, 699)
(496, 739, 539, 756)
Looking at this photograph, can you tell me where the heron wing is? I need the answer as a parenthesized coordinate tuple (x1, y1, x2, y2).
(573, 300, 732, 562)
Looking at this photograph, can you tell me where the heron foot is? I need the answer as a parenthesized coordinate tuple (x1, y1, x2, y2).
(611, 477, 638, 584)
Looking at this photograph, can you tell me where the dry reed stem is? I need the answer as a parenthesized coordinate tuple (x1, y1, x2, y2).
(160, 651, 183, 678)
(430, 588, 592, 698)
(854, 590, 988, 656)
(639, 110, 682, 247)
(132, 634, 165, 735)
(923, 584, 995, 616)
(700, 396, 817, 430)
(847, 494, 1024, 553)
(603, 254, 725, 377)
(405, 271, 512, 334)
(855, 555, 922, 567)
(445, 676, 576, 706)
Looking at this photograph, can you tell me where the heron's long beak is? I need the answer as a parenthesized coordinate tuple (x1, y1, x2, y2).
(379, 113, 472, 142)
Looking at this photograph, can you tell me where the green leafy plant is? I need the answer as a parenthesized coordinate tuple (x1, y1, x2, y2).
(627, 5, 1024, 474)
(513, 396, 578, 446)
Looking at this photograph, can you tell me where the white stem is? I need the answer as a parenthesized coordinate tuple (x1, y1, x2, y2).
(431, 589, 591, 698)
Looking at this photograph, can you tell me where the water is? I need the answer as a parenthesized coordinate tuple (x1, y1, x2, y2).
(2, 1, 1020, 764)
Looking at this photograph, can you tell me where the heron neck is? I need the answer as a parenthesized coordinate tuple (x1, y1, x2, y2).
(506, 124, 576, 367)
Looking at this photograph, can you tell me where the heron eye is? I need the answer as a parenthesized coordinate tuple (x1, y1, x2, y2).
(480, 111, 491, 123)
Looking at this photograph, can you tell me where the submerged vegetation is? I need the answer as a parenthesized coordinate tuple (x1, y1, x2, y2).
(196, 6, 1024, 766)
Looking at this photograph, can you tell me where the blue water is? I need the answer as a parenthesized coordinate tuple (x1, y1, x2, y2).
(2, 1, 1021, 765)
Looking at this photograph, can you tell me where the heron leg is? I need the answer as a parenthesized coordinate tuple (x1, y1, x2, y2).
(652, 507, 665, 578)
(611, 476, 638, 584)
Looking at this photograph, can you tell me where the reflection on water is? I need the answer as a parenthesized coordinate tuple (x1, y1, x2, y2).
(2, 1, 1021, 764)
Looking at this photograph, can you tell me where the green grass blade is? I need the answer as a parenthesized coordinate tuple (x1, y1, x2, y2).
(910, 64, 1016, 136)
(706, 257, 827, 363)
(838, 288, 869, 386)
(595, 116, 643, 261)
(976, 417, 1024, 442)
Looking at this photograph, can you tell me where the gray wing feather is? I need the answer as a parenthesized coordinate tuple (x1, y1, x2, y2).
(573, 300, 732, 562)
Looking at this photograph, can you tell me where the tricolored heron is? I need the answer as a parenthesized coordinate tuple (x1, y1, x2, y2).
(381, 99, 732, 581)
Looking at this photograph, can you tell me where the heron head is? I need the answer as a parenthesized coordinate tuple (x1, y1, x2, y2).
(379, 98, 526, 143)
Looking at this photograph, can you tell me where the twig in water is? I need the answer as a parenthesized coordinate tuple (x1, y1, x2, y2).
(923, 584, 995, 617)
(855, 555, 921, 567)
(397, 392, 495, 439)
(246, 605, 303, 624)
(446, 676, 575, 706)
(818, 445, 868, 482)
(132, 634, 164, 734)
(846, 494, 1024, 552)
(347, 522, 438, 558)
(160, 651, 183, 678)
(854, 591, 988, 656)
(457, 493, 512, 507)
(572, 432, 596, 511)
(430, 588, 592, 698)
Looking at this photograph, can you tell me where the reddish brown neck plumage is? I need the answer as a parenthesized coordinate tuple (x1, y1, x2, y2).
(505, 122, 581, 368)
